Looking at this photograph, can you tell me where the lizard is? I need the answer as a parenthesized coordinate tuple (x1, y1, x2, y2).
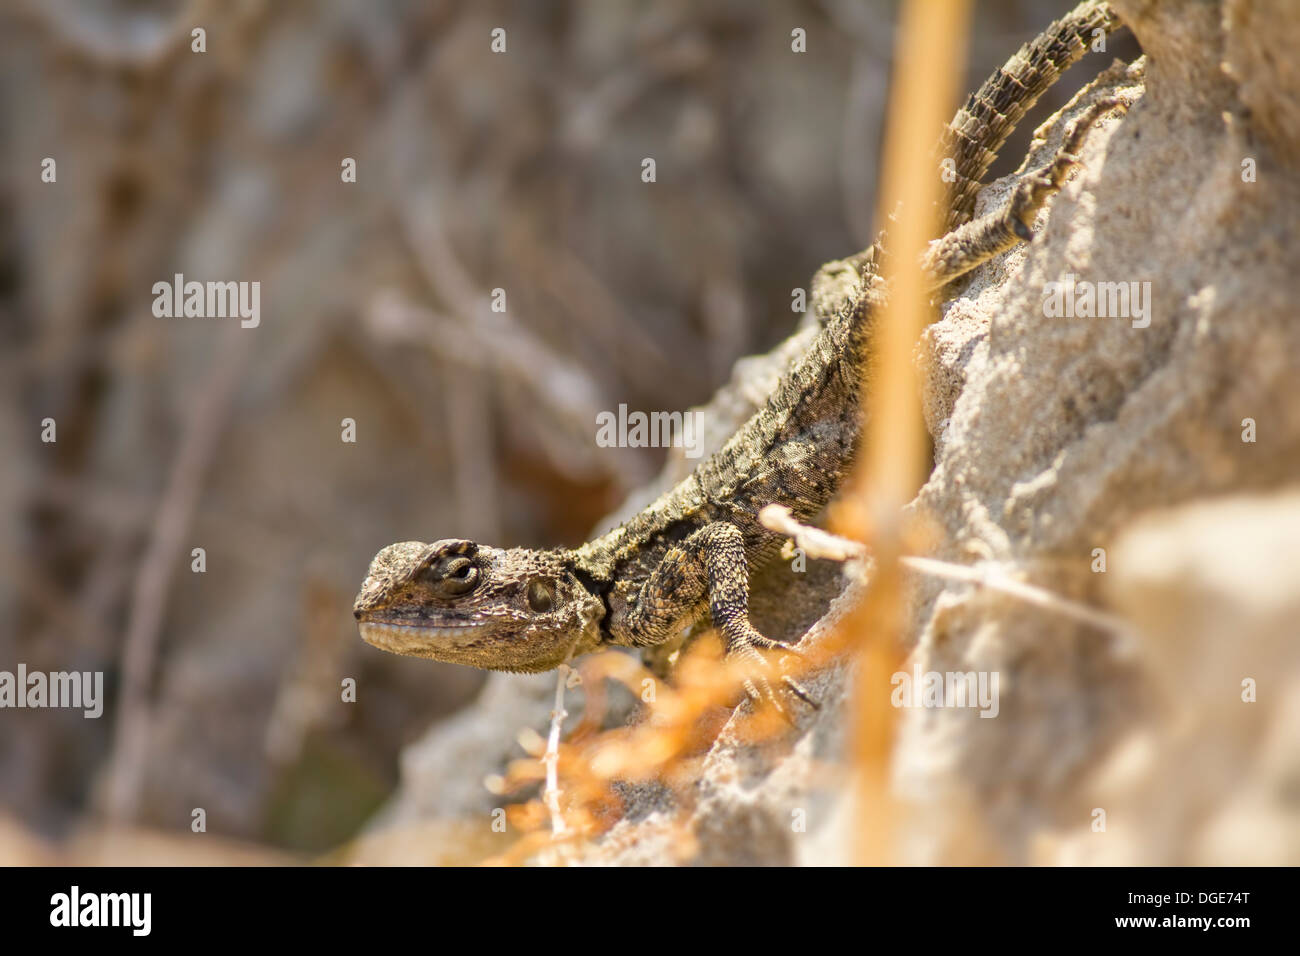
(353, 1, 1129, 703)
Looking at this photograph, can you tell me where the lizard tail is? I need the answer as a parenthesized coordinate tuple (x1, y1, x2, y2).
(938, 0, 1121, 232)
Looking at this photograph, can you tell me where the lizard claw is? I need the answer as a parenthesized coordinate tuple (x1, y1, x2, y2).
(730, 638, 816, 717)
(781, 674, 818, 709)
(748, 637, 817, 707)
(742, 676, 782, 714)
(732, 641, 783, 712)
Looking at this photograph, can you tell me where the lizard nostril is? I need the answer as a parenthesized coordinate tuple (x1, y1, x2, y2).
(353, 607, 363, 621)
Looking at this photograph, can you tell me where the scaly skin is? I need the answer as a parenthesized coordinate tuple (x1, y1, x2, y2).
(353, 3, 1127, 690)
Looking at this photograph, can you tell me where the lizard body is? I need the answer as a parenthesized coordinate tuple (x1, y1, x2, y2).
(354, 2, 1126, 682)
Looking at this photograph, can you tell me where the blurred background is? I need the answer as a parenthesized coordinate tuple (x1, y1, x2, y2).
(0, 0, 1125, 859)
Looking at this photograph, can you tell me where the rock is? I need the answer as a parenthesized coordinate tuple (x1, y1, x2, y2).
(900, 0, 1300, 863)
(1068, 492, 1300, 866)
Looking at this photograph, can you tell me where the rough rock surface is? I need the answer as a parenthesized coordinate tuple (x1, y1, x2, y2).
(362, 0, 1300, 865)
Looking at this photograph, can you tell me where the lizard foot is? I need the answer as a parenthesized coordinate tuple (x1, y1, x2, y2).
(743, 633, 818, 708)
(729, 635, 817, 718)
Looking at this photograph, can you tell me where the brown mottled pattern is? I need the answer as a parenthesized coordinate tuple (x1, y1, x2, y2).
(353, 2, 1126, 680)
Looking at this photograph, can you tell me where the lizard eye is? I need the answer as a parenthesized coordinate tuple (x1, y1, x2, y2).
(432, 556, 478, 595)
(527, 579, 555, 613)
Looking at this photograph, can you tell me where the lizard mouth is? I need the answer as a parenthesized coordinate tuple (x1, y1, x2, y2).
(358, 619, 489, 656)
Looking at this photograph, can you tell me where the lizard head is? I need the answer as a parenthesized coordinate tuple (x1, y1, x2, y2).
(353, 539, 604, 673)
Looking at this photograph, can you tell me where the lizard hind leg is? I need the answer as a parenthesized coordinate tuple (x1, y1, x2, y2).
(922, 95, 1131, 289)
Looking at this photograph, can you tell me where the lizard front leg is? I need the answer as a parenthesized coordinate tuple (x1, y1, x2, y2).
(624, 521, 805, 709)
